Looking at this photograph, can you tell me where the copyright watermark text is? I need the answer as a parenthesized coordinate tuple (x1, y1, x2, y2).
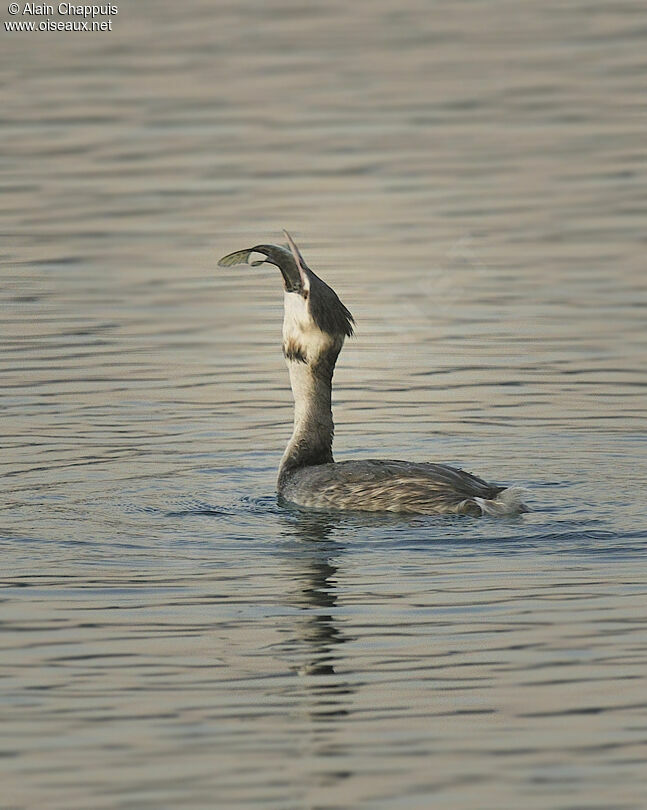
(5, 3, 118, 32)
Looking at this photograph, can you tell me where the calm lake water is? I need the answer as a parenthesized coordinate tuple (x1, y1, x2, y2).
(2, 0, 647, 808)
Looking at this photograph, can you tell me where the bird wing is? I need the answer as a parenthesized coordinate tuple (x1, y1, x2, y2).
(283, 459, 504, 515)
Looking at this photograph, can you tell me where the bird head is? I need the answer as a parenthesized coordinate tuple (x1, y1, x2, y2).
(219, 231, 354, 369)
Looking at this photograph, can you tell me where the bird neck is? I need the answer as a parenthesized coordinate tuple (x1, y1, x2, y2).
(279, 352, 338, 483)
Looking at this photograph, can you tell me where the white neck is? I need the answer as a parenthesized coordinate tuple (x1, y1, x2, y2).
(278, 292, 343, 484)
(280, 358, 334, 467)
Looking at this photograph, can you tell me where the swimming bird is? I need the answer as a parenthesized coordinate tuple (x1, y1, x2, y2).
(218, 232, 527, 516)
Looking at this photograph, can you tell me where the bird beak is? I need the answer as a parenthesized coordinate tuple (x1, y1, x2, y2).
(283, 230, 309, 290)
(218, 234, 309, 295)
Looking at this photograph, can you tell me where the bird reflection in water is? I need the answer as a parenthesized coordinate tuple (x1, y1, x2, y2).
(278, 509, 351, 690)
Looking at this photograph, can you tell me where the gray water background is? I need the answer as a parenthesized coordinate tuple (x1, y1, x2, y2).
(2, 1, 647, 807)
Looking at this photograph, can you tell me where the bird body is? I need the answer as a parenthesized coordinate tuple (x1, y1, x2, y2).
(279, 459, 527, 516)
(219, 232, 527, 517)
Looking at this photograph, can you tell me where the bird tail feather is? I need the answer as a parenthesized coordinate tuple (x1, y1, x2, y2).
(475, 487, 529, 516)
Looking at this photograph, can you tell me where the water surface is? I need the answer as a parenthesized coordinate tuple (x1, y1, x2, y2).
(2, 1, 647, 808)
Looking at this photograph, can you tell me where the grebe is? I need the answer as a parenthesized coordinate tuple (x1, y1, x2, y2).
(219, 232, 527, 516)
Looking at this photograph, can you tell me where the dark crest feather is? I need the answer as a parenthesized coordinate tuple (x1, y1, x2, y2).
(308, 273, 355, 338)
